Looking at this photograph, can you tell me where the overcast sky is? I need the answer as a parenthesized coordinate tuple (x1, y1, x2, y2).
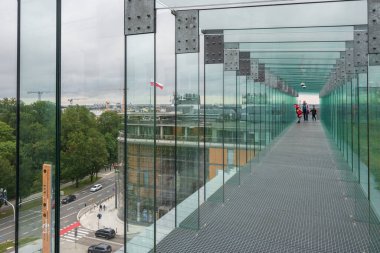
(0, 0, 367, 105)
(0, 0, 17, 99)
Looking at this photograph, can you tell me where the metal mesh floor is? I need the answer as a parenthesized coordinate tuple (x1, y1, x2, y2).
(156, 122, 380, 253)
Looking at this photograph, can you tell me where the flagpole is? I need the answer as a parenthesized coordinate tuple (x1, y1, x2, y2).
(150, 85, 152, 109)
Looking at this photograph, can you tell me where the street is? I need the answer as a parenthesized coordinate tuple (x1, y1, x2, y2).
(0, 171, 122, 252)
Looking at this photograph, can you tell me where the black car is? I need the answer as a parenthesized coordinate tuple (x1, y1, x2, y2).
(88, 243, 112, 253)
(61, 195, 76, 204)
(95, 228, 116, 239)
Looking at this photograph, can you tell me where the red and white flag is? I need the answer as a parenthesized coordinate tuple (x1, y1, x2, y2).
(150, 81, 164, 90)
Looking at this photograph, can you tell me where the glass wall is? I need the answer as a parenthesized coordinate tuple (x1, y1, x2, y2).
(60, 1, 125, 252)
(320, 29, 380, 252)
(368, 56, 380, 251)
(0, 0, 17, 251)
(18, 0, 57, 252)
(11, 0, 378, 252)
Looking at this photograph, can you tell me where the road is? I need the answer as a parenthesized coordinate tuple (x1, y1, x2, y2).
(0, 171, 122, 251)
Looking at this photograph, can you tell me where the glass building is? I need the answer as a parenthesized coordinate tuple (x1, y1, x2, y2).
(0, 0, 380, 252)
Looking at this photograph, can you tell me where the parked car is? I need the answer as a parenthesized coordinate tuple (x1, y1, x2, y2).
(95, 228, 116, 240)
(90, 184, 103, 192)
(88, 243, 112, 253)
(61, 195, 76, 204)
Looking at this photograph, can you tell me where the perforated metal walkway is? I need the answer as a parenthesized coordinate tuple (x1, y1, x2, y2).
(156, 121, 380, 253)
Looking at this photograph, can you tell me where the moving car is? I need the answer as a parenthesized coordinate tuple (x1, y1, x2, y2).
(95, 228, 116, 240)
(90, 184, 103, 192)
(61, 195, 76, 204)
(88, 243, 112, 253)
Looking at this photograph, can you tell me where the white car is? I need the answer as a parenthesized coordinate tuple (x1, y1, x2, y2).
(90, 184, 103, 192)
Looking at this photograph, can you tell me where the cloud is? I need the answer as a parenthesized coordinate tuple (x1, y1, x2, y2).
(0, 0, 17, 99)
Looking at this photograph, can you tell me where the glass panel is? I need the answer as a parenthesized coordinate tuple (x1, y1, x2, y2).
(238, 75, 249, 179)
(204, 64, 224, 202)
(259, 82, 265, 152)
(254, 82, 264, 155)
(368, 58, 380, 252)
(60, 1, 125, 252)
(224, 69, 239, 188)
(176, 53, 200, 229)
(352, 76, 359, 180)
(0, 0, 17, 249)
(246, 79, 255, 170)
(198, 1, 366, 30)
(347, 79, 352, 168)
(126, 34, 155, 252)
(358, 73, 368, 196)
(19, 0, 56, 252)
(154, 9, 176, 243)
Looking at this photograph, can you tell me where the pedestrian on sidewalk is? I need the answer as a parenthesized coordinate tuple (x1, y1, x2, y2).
(103, 205, 106, 211)
(99, 204, 102, 211)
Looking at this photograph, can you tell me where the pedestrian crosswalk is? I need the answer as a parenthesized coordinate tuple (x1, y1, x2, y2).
(61, 225, 92, 243)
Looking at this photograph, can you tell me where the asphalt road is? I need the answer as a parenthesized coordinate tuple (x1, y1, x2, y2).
(0, 171, 118, 250)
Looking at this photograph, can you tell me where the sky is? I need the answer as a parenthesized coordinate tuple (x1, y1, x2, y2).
(0, 0, 367, 105)
(0, 0, 17, 99)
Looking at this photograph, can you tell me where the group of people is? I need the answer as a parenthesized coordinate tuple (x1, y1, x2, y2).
(294, 101, 317, 123)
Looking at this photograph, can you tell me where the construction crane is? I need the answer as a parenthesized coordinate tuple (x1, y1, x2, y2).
(27, 91, 51, 101)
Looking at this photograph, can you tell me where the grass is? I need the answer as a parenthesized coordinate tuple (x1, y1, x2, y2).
(0, 241, 13, 253)
(60, 176, 101, 196)
(0, 237, 37, 253)
(0, 198, 41, 220)
(0, 176, 101, 220)
(0, 208, 14, 220)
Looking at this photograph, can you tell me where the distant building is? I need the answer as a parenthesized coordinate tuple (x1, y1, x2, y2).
(116, 96, 269, 223)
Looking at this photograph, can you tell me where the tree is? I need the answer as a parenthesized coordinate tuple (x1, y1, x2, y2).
(0, 156, 15, 207)
(0, 121, 15, 142)
(87, 129, 108, 181)
(18, 101, 56, 197)
(97, 111, 122, 137)
(0, 98, 16, 128)
(61, 106, 108, 186)
(61, 131, 91, 187)
(97, 111, 122, 167)
(0, 120, 16, 203)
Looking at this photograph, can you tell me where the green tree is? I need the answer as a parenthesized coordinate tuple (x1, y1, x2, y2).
(0, 156, 15, 207)
(0, 121, 15, 142)
(61, 106, 108, 186)
(0, 120, 16, 203)
(87, 129, 108, 181)
(61, 131, 91, 187)
(97, 111, 122, 167)
(0, 98, 16, 128)
(18, 101, 56, 197)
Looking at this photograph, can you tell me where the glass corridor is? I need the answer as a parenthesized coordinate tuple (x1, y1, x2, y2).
(0, 0, 379, 252)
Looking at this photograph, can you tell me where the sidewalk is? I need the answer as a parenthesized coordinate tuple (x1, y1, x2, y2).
(79, 196, 146, 236)
(156, 122, 380, 252)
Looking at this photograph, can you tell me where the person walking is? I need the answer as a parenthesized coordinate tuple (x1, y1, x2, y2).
(302, 101, 309, 121)
(294, 104, 303, 123)
(311, 105, 317, 121)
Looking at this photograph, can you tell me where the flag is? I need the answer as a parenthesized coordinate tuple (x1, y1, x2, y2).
(150, 81, 164, 90)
